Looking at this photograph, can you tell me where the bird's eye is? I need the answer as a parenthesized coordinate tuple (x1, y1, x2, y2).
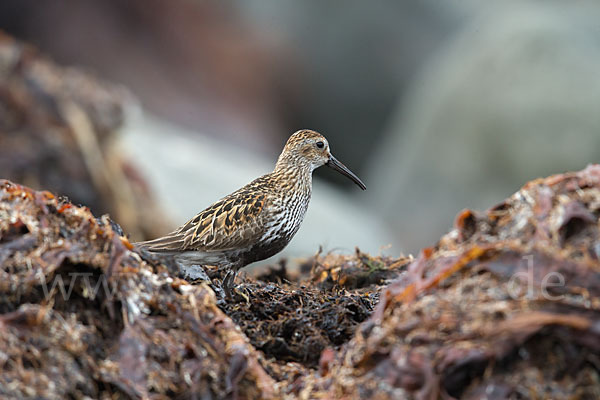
(316, 141, 324, 149)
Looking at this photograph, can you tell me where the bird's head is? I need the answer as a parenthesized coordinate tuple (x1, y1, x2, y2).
(276, 129, 366, 190)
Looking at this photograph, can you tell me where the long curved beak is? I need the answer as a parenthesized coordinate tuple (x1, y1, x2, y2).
(326, 154, 366, 190)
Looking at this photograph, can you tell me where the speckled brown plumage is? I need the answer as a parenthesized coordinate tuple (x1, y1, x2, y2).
(136, 129, 366, 295)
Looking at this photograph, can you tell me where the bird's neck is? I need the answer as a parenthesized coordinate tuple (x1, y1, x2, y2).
(273, 155, 313, 194)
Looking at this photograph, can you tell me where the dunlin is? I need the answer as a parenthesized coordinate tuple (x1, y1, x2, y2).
(136, 129, 365, 296)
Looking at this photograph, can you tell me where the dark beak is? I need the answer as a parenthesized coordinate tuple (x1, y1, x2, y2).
(326, 155, 366, 190)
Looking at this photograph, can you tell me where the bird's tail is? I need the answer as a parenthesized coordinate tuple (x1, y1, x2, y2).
(134, 231, 185, 252)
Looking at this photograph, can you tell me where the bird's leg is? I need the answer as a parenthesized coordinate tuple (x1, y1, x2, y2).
(222, 269, 238, 299)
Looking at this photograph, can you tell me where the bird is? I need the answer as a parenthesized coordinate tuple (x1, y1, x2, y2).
(136, 129, 366, 297)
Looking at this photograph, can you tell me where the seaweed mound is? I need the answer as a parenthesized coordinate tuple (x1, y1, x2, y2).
(0, 180, 275, 399)
(219, 251, 408, 369)
(298, 165, 600, 399)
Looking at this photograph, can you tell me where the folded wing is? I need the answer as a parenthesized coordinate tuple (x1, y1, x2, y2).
(137, 190, 268, 253)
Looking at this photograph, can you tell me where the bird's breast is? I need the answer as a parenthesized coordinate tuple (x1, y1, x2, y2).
(261, 191, 310, 243)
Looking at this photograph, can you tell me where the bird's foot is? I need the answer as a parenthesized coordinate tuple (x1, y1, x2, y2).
(236, 286, 251, 304)
(221, 283, 250, 304)
(223, 283, 234, 300)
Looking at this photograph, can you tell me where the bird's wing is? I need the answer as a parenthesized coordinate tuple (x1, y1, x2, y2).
(136, 188, 270, 253)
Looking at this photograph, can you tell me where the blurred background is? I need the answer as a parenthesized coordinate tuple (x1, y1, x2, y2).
(1, 0, 600, 266)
